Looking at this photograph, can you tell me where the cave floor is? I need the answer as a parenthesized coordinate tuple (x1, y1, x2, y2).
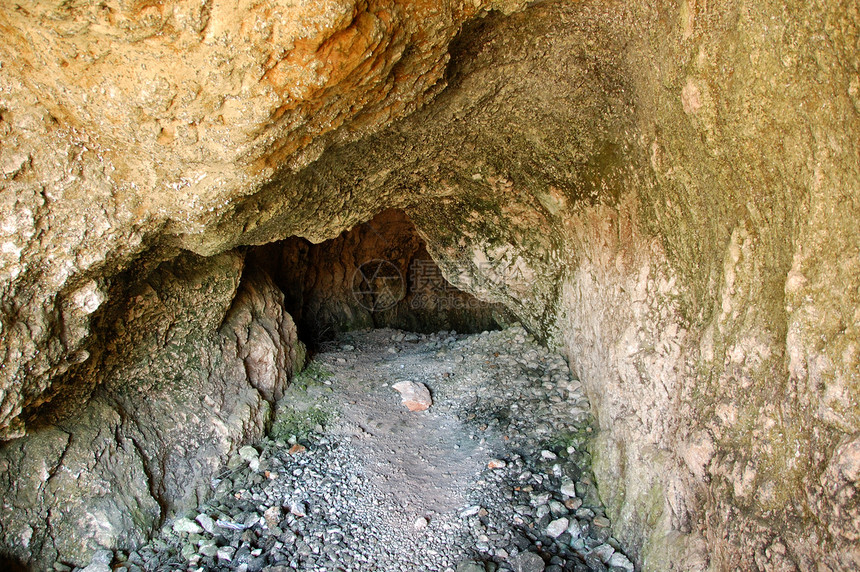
(120, 326, 633, 572)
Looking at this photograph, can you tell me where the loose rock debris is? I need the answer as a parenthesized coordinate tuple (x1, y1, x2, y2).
(83, 326, 634, 572)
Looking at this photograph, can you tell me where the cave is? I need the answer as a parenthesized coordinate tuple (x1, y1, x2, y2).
(0, 0, 858, 571)
(247, 209, 509, 349)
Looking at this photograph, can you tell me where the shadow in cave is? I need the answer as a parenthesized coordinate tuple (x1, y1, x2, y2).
(0, 555, 28, 572)
(246, 209, 511, 350)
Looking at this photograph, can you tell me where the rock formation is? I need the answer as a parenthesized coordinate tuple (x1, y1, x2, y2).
(0, 0, 858, 570)
(249, 209, 507, 344)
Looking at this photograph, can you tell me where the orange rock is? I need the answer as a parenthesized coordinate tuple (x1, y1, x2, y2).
(288, 444, 307, 455)
(391, 381, 432, 411)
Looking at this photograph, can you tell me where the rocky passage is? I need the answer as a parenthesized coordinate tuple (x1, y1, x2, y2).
(3, 1, 858, 568)
(71, 326, 633, 572)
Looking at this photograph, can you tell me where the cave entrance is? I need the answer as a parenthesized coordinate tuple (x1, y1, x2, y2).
(247, 209, 508, 349)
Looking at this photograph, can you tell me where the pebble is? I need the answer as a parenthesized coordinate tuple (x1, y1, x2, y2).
(414, 516, 429, 530)
(565, 497, 583, 510)
(456, 561, 487, 572)
(566, 518, 583, 538)
(560, 482, 577, 497)
(263, 506, 281, 529)
(511, 551, 546, 572)
(289, 500, 307, 517)
(593, 543, 615, 563)
(608, 552, 635, 571)
(459, 505, 481, 518)
(195, 513, 215, 534)
(80, 550, 112, 572)
(216, 546, 235, 561)
(171, 518, 202, 535)
(545, 517, 569, 538)
(593, 515, 611, 528)
(238, 445, 258, 462)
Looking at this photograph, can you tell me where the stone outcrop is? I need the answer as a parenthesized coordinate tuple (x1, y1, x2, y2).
(1, 0, 858, 570)
(0, 0, 525, 441)
(0, 252, 303, 568)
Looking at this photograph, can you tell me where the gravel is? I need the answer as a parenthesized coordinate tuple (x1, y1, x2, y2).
(76, 326, 634, 572)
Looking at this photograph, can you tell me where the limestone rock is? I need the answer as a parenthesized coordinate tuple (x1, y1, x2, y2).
(0, 0, 856, 571)
(391, 381, 432, 412)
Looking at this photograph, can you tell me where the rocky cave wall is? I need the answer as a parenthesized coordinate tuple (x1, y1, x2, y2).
(249, 209, 507, 346)
(1, 0, 859, 570)
(0, 249, 306, 566)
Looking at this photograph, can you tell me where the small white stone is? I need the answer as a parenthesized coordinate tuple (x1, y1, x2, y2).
(239, 445, 258, 462)
(560, 482, 577, 497)
(172, 518, 203, 534)
(290, 501, 307, 517)
(217, 546, 235, 561)
(195, 513, 215, 534)
(459, 505, 481, 518)
(608, 552, 635, 571)
(413, 516, 428, 530)
(545, 517, 569, 538)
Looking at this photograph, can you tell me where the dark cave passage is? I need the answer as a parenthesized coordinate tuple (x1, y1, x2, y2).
(247, 210, 510, 349)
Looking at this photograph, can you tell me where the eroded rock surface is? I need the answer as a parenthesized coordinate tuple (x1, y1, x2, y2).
(251, 209, 507, 344)
(0, 0, 858, 570)
(0, 0, 525, 440)
(0, 252, 304, 568)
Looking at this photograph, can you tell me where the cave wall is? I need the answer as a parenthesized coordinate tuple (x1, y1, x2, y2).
(206, 1, 858, 568)
(0, 251, 304, 568)
(427, 2, 859, 568)
(250, 209, 506, 345)
(0, 0, 858, 570)
(0, 0, 529, 441)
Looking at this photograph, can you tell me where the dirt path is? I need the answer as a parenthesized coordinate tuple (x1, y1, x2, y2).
(319, 329, 495, 516)
(123, 326, 635, 572)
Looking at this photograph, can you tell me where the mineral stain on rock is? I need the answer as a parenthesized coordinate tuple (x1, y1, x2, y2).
(0, 0, 858, 570)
